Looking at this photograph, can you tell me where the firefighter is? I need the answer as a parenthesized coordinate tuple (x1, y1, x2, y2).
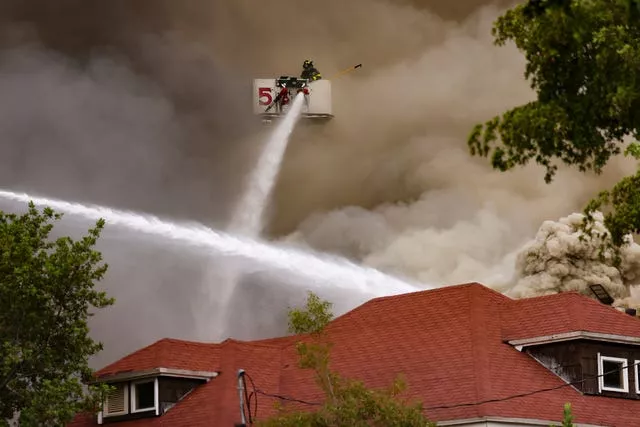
(300, 59, 322, 81)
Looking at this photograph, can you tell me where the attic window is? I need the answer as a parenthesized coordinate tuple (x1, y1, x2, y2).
(598, 354, 629, 393)
(131, 378, 158, 413)
(104, 383, 128, 417)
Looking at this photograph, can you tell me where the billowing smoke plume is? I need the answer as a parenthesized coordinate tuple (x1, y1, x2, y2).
(269, 4, 637, 299)
(508, 211, 640, 300)
(0, 1, 270, 365)
(1, 0, 638, 370)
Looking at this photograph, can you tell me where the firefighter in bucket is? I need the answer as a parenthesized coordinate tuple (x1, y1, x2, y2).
(300, 59, 322, 81)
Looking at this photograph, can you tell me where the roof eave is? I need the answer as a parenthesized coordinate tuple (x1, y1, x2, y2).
(92, 367, 219, 384)
(507, 330, 640, 349)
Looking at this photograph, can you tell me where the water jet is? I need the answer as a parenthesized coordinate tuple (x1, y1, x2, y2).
(0, 190, 425, 299)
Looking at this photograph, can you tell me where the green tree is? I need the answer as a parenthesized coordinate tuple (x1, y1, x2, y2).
(257, 292, 436, 427)
(468, 0, 640, 247)
(0, 202, 114, 426)
(550, 402, 575, 427)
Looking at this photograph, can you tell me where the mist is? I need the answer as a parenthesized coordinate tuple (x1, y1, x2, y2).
(1, 0, 638, 369)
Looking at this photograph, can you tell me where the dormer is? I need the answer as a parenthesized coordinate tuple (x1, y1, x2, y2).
(94, 368, 218, 423)
(511, 331, 640, 399)
(500, 284, 640, 400)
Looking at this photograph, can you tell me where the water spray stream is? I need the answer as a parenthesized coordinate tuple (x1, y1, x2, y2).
(229, 92, 305, 236)
(0, 190, 424, 297)
(211, 92, 306, 339)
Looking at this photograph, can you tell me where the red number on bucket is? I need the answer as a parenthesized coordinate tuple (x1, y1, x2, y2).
(258, 87, 272, 105)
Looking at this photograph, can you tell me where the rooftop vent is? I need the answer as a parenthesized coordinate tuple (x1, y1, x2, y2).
(589, 284, 614, 305)
(625, 308, 637, 317)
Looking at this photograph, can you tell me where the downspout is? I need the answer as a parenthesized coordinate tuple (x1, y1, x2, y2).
(236, 369, 247, 427)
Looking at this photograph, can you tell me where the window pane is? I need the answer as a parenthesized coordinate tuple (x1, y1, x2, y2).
(136, 381, 155, 409)
(602, 360, 624, 389)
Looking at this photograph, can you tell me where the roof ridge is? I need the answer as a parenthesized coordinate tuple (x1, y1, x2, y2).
(329, 282, 507, 327)
(97, 338, 171, 374)
(159, 337, 220, 346)
(466, 282, 513, 301)
(223, 337, 298, 350)
(512, 290, 582, 304)
(468, 284, 497, 416)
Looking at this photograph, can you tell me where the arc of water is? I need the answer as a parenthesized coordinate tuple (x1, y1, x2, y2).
(213, 92, 306, 339)
(229, 92, 306, 236)
(0, 93, 427, 342)
(0, 190, 423, 296)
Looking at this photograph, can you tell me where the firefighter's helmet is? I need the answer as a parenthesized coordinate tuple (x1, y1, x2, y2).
(303, 59, 313, 69)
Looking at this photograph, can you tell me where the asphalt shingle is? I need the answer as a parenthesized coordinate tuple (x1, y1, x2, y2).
(70, 282, 640, 427)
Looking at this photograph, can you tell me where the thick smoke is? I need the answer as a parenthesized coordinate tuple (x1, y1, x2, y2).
(0, 3, 265, 365)
(271, 0, 638, 313)
(508, 212, 640, 300)
(272, 4, 637, 293)
(1, 0, 638, 370)
(0, 1, 260, 225)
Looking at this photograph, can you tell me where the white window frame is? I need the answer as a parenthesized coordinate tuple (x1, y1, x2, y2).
(102, 382, 129, 418)
(597, 353, 629, 393)
(131, 378, 159, 414)
(635, 360, 640, 394)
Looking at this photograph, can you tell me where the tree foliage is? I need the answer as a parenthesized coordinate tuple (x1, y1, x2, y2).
(257, 292, 435, 427)
(585, 156, 640, 246)
(469, 0, 640, 182)
(468, 0, 640, 248)
(0, 202, 114, 426)
(550, 402, 575, 427)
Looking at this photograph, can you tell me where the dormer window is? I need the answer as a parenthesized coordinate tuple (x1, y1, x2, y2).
(103, 383, 128, 417)
(131, 378, 158, 413)
(96, 368, 217, 424)
(598, 354, 629, 393)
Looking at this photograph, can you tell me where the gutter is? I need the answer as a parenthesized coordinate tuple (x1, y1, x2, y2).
(91, 367, 219, 384)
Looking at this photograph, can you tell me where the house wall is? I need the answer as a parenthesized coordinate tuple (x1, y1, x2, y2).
(525, 339, 640, 399)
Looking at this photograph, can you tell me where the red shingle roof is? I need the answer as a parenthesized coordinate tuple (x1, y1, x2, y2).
(502, 291, 640, 341)
(96, 338, 221, 378)
(70, 282, 640, 427)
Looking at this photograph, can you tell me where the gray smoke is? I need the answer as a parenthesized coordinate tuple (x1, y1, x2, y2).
(0, 44, 256, 224)
(0, 45, 260, 367)
(273, 4, 637, 304)
(507, 211, 640, 301)
(1, 0, 638, 371)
